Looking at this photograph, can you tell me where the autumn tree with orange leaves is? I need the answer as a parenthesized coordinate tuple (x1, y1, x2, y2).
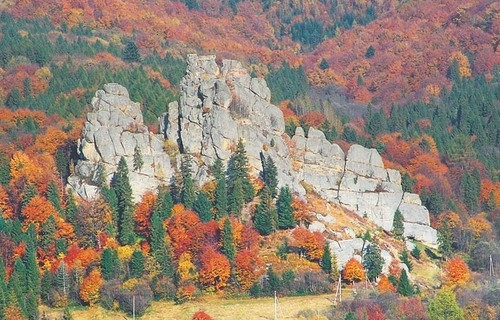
(79, 268, 104, 305)
(198, 246, 230, 291)
(292, 227, 325, 261)
(134, 191, 157, 238)
(234, 249, 264, 290)
(444, 256, 470, 286)
(342, 258, 366, 284)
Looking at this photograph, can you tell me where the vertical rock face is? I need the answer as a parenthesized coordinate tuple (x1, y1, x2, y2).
(68, 83, 172, 202)
(69, 55, 437, 247)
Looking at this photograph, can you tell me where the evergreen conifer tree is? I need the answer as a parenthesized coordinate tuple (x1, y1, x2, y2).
(21, 184, 37, 210)
(227, 139, 255, 203)
(221, 218, 236, 261)
(397, 269, 413, 297)
(214, 178, 228, 219)
(113, 157, 135, 245)
(400, 249, 413, 272)
(253, 187, 276, 235)
(40, 215, 56, 251)
(0, 258, 8, 319)
(437, 221, 453, 259)
(101, 248, 119, 280)
(122, 41, 141, 63)
(193, 191, 212, 222)
(180, 153, 196, 209)
(321, 243, 332, 274)
(9, 259, 28, 318)
(0, 152, 11, 186)
(392, 209, 404, 240)
(229, 178, 244, 215)
(319, 58, 329, 70)
(133, 146, 144, 172)
(211, 158, 224, 181)
(130, 250, 145, 278)
(261, 154, 278, 198)
(46, 180, 63, 214)
(363, 243, 384, 281)
(40, 270, 52, 306)
(276, 186, 296, 229)
(152, 188, 174, 221)
(428, 289, 464, 320)
(150, 212, 173, 277)
(65, 191, 78, 225)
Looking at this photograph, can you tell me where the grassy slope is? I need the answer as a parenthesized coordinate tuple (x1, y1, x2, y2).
(41, 294, 335, 320)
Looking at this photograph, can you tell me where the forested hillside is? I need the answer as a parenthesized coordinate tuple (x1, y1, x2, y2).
(0, 0, 499, 319)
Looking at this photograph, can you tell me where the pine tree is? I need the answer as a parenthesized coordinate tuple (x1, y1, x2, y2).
(0, 258, 8, 319)
(411, 246, 421, 260)
(437, 221, 453, 259)
(227, 139, 254, 203)
(9, 258, 28, 318)
(261, 154, 278, 198)
(65, 191, 78, 225)
(211, 158, 224, 181)
(400, 249, 413, 272)
(122, 41, 141, 63)
(21, 184, 37, 210)
(229, 178, 244, 215)
(130, 250, 145, 278)
(221, 218, 236, 261)
(6, 88, 22, 109)
(113, 157, 135, 245)
(101, 248, 119, 280)
(193, 191, 212, 222)
(40, 215, 56, 251)
(40, 270, 53, 306)
(150, 212, 173, 277)
(321, 243, 332, 274)
(253, 187, 276, 235)
(46, 180, 63, 214)
(319, 58, 329, 70)
(54, 261, 69, 296)
(392, 209, 405, 239)
(397, 269, 413, 297)
(0, 152, 11, 186)
(180, 153, 196, 209)
(276, 186, 296, 229)
(363, 243, 384, 281)
(428, 289, 464, 320)
(133, 146, 144, 172)
(153, 188, 173, 221)
(213, 177, 228, 220)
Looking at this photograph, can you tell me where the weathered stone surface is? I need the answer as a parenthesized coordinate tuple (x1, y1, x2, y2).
(403, 222, 438, 247)
(329, 238, 367, 269)
(309, 221, 326, 233)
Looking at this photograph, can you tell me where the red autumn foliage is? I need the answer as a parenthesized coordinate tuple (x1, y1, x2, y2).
(198, 246, 231, 291)
(342, 258, 366, 284)
(192, 311, 213, 320)
(444, 256, 471, 286)
(397, 297, 429, 320)
(234, 249, 264, 290)
(166, 209, 201, 259)
(292, 227, 325, 261)
(134, 191, 157, 238)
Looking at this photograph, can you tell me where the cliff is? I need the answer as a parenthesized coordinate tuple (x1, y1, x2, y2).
(68, 54, 437, 248)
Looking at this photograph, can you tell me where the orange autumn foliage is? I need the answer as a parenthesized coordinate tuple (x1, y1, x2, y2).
(0, 185, 13, 219)
(234, 249, 264, 290)
(21, 195, 58, 229)
(444, 256, 471, 286)
(32, 127, 68, 155)
(79, 268, 104, 305)
(134, 191, 157, 238)
(292, 227, 325, 261)
(342, 258, 366, 284)
(192, 311, 213, 320)
(377, 274, 396, 293)
(292, 198, 312, 225)
(198, 246, 230, 291)
(468, 213, 492, 240)
(166, 209, 200, 259)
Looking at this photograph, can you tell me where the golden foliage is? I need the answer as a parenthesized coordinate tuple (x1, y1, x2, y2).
(342, 258, 365, 283)
(444, 256, 470, 286)
(79, 268, 104, 305)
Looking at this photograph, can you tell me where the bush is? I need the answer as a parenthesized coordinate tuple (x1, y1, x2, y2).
(100, 279, 153, 316)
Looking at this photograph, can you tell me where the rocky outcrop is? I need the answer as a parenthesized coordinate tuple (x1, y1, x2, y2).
(69, 55, 437, 247)
(68, 83, 172, 202)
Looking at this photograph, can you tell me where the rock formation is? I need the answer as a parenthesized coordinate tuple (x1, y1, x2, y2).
(68, 54, 437, 247)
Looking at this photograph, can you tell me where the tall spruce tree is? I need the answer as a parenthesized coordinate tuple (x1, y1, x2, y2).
(321, 243, 332, 274)
(153, 188, 173, 221)
(0, 258, 8, 319)
(276, 186, 296, 229)
(0, 152, 11, 186)
(221, 218, 236, 261)
(65, 191, 78, 225)
(133, 146, 144, 172)
(21, 184, 37, 210)
(227, 139, 255, 203)
(214, 178, 228, 219)
(40, 215, 56, 252)
(46, 180, 63, 213)
(400, 249, 413, 272)
(253, 186, 276, 235)
(150, 211, 173, 277)
(101, 248, 119, 280)
(130, 250, 145, 278)
(193, 191, 212, 222)
(9, 258, 28, 318)
(397, 269, 413, 297)
(261, 154, 278, 198)
(180, 153, 196, 209)
(122, 41, 141, 63)
(211, 158, 224, 181)
(229, 178, 244, 215)
(392, 209, 404, 240)
(363, 243, 384, 281)
(113, 157, 135, 245)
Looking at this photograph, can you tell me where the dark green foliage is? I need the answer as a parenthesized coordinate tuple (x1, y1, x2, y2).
(437, 221, 453, 259)
(122, 41, 141, 63)
(345, 312, 358, 320)
(0, 258, 8, 319)
(266, 62, 308, 104)
(411, 246, 421, 260)
(365, 106, 386, 136)
(21, 183, 37, 210)
(227, 140, 255, 207)
(40, 270, 53, 306)
(276, 186, 296, 229)
(211, 158, 224, 181)
(133, 146, 144, 172)
(401, 172, 416, 193)
(9, 258, 28, 317)
(0, 152, 11, 186)
(5, 87, 22, 109)
(263, 267, 280, 295)
(113, 157, 135, 245)
(400, 249, 413, 272)
(214, 178, 228, 219)
(319, 58, 329, 70)
(365, 45, 375, 58)
(55, 238, 67, 255)
(253, 186, 276, 236)
(321, 243, 332, 274)
(342, 126, 359, 143)
(363, 243, 383, 281)
(229, 178, 245, 215)
(62, 307, 73, 320)
(40, 215, 56, 251)
(193, 191, 212, 222)
(291, 19, 324, 49)
(277, 239, 289, 260)
(320, 120, 338, 141)
(221, 218, 236, 261)
(392, 209, 404, 239)
(260, 154, 278, 198)
(180, 0, 200, 10)
(150, 212, 173, 277)
(180, 153, 196, 209)
(65, 191, 78, 225)
(397, 269, 413, 297)
(153, 188, 173, 221)
(461, 168, 481, 213)
(101, 279, 153, 316)
(46, 180, 63, 213)
(101, 248, 120, 280)
(130, 250, 145, 278)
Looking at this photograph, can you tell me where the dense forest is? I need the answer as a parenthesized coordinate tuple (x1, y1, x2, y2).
(0, 0, 499, 319)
